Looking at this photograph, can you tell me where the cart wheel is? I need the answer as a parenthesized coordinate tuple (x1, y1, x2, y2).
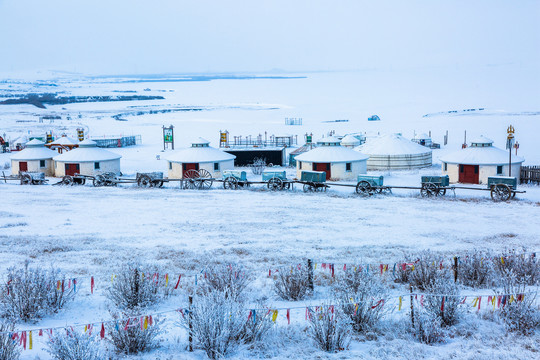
(355, 180, 373, 196)
(303, 184, 315, 192)
(438, 188, 447, 196)
(197, 169, 213, 190)
(267, 177, 284, 191)
(223, 176, 238, 190)
(62, 175, 74, 186)
(183, 169, 199, 179)
(138, 174, 153, 188)
(491, 184, 511, 202)
(20, 174, 32, 185)
(93, 175, 105, 187)
(420, 183, 438, 197)
(182, 178, 197, 189)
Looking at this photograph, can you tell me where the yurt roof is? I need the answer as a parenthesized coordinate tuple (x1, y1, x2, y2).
(316, 136, 342, 145)
(414, 133, 431, 139)
(12, 135, 29, 144)
(340, 134, 361, 146)
(469, 135, 493, 146)
(439, 145, 524, 165)
(290, 144, 317, 155)
(11, 140, 57, 160)
(190, 137, 210, 146)
(50, 136, 78, 146)
(295, 146, 369, 163)
(166, 146, 236, 163)
(356, 134, 432, 156)
(53, 140, 121, 162)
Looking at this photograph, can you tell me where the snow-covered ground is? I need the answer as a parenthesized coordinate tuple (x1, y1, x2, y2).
(1, 69, 539, 359)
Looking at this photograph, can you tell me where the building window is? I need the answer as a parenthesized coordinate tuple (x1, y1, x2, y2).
(40, 160, 46, 168)
(299, 161, 302, 169)
(214, 162, 219, 171)
(443, 162, 447, 171)
(94, 162, 100, 170)
(346, 162, 352, 171)
(497, 165, 503, 175)
(169, 162, 172, 170)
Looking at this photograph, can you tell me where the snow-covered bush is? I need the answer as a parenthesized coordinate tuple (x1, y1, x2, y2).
(239, 302, 274, 344)
(108, 312, 162, 354)
(250, 157, 266, 175)
(408, 250, 441, 291)
(199, 263, 251, 300)
(497, 272, 540, 335)
(106, 263, 169, 311)
(179, 291, 246, 359)
(0, 321, 20, 360)
(307, 305, 351, 352)
(0, 261, 75, 321)
(494, 249, 539, 285)
(392, 263, 412, 284)
(334, 269, 388, 332)
(411, 308, 445, 344)
(46, 328, 105, 360)
(273, 265, 310, 301)
(457, 251, 496, 288)
(423, 276, 461, 327)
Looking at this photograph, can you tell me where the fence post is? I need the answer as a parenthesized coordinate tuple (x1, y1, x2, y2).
(410, 285, 415, 328)
(188, 295, 193, 352)
(453, 256, 458, 283)
(307, 259, 314, 292)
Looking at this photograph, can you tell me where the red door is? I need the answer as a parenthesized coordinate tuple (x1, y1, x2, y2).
(459, 164, 479, 184)
(19, 162, 28, 172)
(313, 163, 331, 180)
(65, 163, 80, 176)
(182, 163, 199, 177)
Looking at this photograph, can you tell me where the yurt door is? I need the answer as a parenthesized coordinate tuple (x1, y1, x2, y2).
(459, 164, 479, 184)
(19, 162, 28, 172)
(313, 163, 331, 180)
(65, 163, 80, 176)
(182, 163, 199, 172)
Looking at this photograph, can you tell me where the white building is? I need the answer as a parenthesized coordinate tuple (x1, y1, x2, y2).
(412, 133, 432, 147)
(53, 139, 121, 177)
(439, 136, 524, 184)
(10, 139, 57, 176)
(340, 134, 361, 148)
(294, 136, 369, 180)
(165, 138, 235, 178)
(356, 134, 432, 170)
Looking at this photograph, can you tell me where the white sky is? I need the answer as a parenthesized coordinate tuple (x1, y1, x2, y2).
(0, 0, 538, 75)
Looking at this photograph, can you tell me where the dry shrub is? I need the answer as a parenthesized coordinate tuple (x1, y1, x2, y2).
(199, 263, 251, 300)
(108, 312, 162, 354)
(457, 250, 496, 288)
(495, 249, 539, 285)
(0, 321, 20, 360)
(273, 265, 310, 301)
(46, 328, 105, 360)
(411, 308, 445, 344)
(408, 250, 442, 291)
(0, 261, 75, 321)
(307, 305, 352, 352)
(423, 276, 461, 327)
(239, 302, 274, 344)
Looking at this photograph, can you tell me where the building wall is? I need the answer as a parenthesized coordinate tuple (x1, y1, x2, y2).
(296, 160, 367, 180)
(11, 159, 54, 176)
(367, 153, 432, 170)
(54, 159, 121, 177)
(442, 163, 522, 184)
(168, 160, 234, 179)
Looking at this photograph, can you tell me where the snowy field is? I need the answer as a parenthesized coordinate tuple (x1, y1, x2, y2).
(1, 68, 539, 359)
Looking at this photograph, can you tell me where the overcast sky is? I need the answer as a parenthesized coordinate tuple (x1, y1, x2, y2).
(1, 0, 538, 75)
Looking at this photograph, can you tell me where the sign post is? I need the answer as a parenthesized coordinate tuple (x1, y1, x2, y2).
(507, 125, 515, 177)
(163, 125, 174, 151)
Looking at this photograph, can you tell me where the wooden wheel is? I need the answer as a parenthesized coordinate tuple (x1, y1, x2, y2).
(137, 174, 153, 188)
(267, 177, 284, 191)
(183, 169, 199, 179)
(62, 175, 74, 186)
(303, 183, 315, 192)
(183, 178, 197, 189)
(197, 169, 213, 190)
(20, 174, 32, 185)
(377, 187, 392, 195)
(420, 183, 438, 197)
(355, 180, 373, 196)
(491, 184, 511, 202)
(93, 174, 105, 187)
(438, 188, 447, 196)
(223, 176, 238, 190)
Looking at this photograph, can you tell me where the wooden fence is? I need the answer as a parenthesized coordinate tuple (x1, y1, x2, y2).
(520, 166, 540, 184)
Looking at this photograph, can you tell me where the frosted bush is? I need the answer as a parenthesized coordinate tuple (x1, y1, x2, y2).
(497, 272, 539, 335)
(46, 328, 105, 360)
(457, 250, 496, 288)
(179, 291, 246, 359)
(0, 261, 75, 321)
(334, 269, 388, 332)
(423, 276, 461, 327)
(408, 250, 441, 291)
(494, 249, 539, 286)
(307, 305, 351, 352)
(108, 312, 162, 354)
(199, 263, 251, 300)
(411, 308, 445, 344)
(250, 157, 266, 175)
(0, 321, 20, 360)
(107, 263, 169, 311)
(273, 265, 310, 301)
(239, 302, 274, 344)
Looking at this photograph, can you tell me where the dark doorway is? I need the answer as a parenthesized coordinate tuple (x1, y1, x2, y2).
(313, 163, 331, 180)
(65, 163, 80, 176)
(459, 164, 479, 184)
(19, 162, 28, 172)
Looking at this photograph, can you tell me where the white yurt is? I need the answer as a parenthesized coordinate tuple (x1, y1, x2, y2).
(46, 136, 79, 153)
(356, 134, 432, 170)
(340, 134, 361, 148)
(166, 138, 235, 178)
(10, 139, 57, 176)
(53, 139, 121, 177)
(439, 136, 524, 184)
(294, 136, 369, 180)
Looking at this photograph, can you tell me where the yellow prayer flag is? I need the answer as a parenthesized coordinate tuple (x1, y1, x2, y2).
(165, 274, 169, 287)
(29, 331, 33, 350)
(144, 316, 149, 329)
(272, 310, 278, 322)
(399, 297, 402, 311)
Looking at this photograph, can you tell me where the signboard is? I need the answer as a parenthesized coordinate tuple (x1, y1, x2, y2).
(162, 125, 174, 150)
(220, 132, 228, 143)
